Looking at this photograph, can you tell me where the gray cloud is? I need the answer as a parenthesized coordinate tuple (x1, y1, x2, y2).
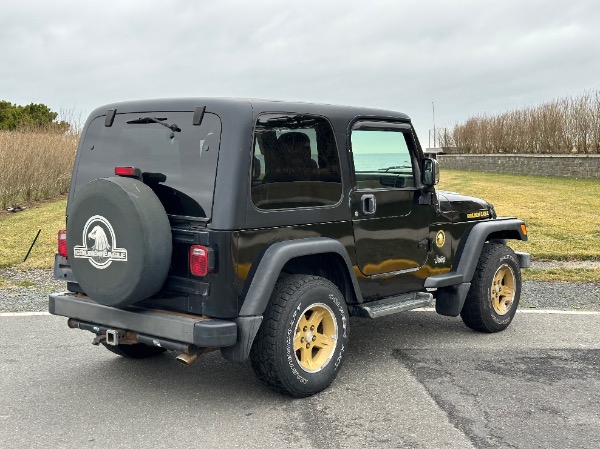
(2, 0, 599, 142)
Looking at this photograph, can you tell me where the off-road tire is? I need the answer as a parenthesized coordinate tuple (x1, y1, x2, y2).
(461, 243, 521, 332)
(250, 274, 349, 398)
(101, 342, 166, 359)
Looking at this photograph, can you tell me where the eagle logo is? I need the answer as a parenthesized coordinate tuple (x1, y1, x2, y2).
(88, 226, 111, 265)
(73, 215, 128, 269)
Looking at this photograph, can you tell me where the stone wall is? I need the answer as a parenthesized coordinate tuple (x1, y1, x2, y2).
(437, 154, 600, 179)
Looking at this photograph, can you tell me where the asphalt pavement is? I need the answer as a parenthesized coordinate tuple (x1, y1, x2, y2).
(1, 310, 599, 449)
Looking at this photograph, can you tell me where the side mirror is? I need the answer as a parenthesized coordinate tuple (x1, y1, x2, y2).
(422, 158, 440, 187)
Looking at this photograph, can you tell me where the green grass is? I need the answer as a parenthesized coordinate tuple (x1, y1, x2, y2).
(16, 280, 36, 287)
(0, 277, 38, 288)
(0, 198, 66, 270)
(438, 170, 600, 261)
(1, 170, 599, 283)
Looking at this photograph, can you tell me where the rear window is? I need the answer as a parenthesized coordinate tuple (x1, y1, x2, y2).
(73, 112, 221, 219)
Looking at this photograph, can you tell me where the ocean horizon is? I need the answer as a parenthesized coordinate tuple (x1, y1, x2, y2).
(351, 153, 411, 171)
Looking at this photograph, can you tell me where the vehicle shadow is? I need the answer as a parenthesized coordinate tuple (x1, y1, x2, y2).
(60, 311, 478, 402)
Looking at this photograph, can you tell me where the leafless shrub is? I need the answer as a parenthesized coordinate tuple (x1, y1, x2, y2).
(448, 90, 600, 154)
(0, 127, 78, 209)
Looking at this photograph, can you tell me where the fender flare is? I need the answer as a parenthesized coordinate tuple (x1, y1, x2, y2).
(425, 218, 529, 317)
(425, 218, 528, 289)
(222, 237, 362, 363)
(239, 237, 362, 316)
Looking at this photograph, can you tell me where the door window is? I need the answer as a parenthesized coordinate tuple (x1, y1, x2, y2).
(351, 128, 416, 189)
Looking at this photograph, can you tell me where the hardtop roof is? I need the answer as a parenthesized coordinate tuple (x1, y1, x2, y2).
(87, 97, 411, 122)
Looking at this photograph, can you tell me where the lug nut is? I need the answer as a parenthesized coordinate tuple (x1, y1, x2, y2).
(301, 337, 305, 343)
(306, 343, 310, 349)
(312, 336, 316, 342)
(303, 326, 307, 332)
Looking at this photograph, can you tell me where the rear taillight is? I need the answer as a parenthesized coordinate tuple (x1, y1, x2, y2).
(189, 245, 209, 277)
(58, 230, 67, 257)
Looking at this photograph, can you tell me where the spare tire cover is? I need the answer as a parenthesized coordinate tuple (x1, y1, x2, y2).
(67, 177, 172, 307)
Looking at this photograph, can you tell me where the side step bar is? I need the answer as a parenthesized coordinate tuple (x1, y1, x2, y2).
(349, 292, 433, 319)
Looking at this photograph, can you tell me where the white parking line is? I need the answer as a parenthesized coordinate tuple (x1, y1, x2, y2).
(0, 311, 51, 317)
(1, 309, 599, 317)
(517, 308, 600, 315)
(410, 307, 600, 315)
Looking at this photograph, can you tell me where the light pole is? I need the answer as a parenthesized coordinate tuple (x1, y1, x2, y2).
(432, 101, 436, 148)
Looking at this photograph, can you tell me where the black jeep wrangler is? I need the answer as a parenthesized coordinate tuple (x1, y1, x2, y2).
(50, 98, 529, 397)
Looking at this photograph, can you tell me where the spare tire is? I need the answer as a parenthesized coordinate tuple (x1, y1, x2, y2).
(67, 177, 172, 307)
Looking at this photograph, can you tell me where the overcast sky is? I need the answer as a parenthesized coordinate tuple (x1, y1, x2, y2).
(2, 0, 599, 145)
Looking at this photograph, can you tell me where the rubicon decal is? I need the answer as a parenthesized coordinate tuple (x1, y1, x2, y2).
(73, 215, 128, 269)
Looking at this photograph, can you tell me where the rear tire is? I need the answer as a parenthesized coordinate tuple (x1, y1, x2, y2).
(461, 243, 521, 333)
(102, 343, 166, 359)
(250, 274, 349, 397)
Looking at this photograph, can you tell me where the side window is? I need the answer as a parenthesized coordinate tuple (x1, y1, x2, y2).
(351, 127, 416, 189)
(251, 114, 342, 210)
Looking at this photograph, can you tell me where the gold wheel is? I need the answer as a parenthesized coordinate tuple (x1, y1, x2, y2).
(491, 264, 516, 315)
(293, 303, 338, 373)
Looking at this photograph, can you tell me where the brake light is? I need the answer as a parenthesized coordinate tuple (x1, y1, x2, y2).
(190, 245, 209, 277)
(58, 230, 68, 257)
(115, 166, 136, 176)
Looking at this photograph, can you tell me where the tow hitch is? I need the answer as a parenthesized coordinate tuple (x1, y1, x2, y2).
(67, 318, 216, 365)
(105, 329, 124, 346)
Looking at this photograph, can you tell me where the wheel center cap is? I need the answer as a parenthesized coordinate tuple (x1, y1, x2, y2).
(306, 331, 314, 341)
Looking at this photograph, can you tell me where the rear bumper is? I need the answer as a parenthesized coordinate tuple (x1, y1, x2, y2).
(49, 292, 237, 347)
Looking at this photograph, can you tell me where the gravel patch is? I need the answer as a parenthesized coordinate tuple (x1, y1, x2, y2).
(531, 260, 600, 270)
(0, 268, 66, 313)
(1, 269, 598, 313)
(521, 281, 600, 311)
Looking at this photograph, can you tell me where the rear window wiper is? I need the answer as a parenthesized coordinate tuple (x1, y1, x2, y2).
(126, 116, 181, 138)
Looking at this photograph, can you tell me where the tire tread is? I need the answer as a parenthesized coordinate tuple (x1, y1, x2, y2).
(461, 243, 521, 333)
(250, 274, 345, 397)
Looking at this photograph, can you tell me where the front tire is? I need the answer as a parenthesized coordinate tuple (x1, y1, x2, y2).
(461, 243, 521, 332)
(250, 274, 349, 397)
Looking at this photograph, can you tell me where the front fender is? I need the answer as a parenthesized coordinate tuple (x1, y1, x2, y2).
(425, 218, 528, 288)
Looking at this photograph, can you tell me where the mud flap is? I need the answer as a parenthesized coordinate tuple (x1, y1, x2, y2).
(435, 283, 471, 317)
(221, 316, 263, 362)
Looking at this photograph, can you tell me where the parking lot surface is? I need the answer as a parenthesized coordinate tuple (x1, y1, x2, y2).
(1, 310, 599, 448)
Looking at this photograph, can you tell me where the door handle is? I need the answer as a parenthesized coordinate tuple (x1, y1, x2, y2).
(361, 194, 376, 215)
